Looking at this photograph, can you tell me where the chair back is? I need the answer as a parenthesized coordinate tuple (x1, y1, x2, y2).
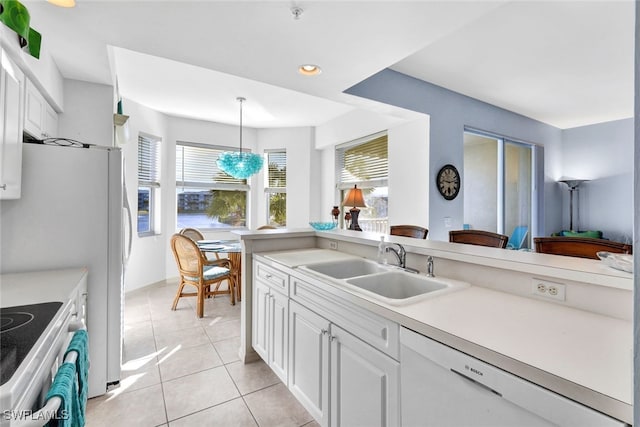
(507, 226, 528, 249)
(390, 225, 428, 239)
(449, 230, 509, 248)
(533, 236, 632, 259)
(179, 227, 204, 241)
(257, 225, 276, 230)
(171, 234, 204, 278)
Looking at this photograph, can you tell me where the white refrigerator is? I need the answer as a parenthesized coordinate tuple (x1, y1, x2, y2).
(0, 141, 125, 398)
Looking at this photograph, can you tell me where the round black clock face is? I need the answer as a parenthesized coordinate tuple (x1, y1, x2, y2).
(436, 164, 460, 200)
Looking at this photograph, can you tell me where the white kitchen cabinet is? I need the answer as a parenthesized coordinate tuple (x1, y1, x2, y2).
(288, 288, 400, 427)
(252, 260, 289, 385)
(288, 299, 400, 427)
(330, 324, 400, 427)
(252, 280, 270, 361)
(253, 258, 401, 427)
(288, 300, 330, 426)
(268, 288, 289, 382)
(24, 78, 58, 139)
(0, 48, 25, 199)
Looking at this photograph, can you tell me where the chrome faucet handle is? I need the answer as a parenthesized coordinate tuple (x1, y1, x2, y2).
(426, 256, 435, 277)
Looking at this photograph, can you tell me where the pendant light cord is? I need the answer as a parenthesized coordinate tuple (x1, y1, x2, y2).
(237, 96, 245, 154)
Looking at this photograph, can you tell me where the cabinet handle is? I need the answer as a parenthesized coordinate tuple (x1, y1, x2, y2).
(265, 274, 272, 279)
(0, 184, 6, 190)
(321, 329, 328, 335)
(330, 335, 337, 342)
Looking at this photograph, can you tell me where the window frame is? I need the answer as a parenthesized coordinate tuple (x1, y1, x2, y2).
(137, 133, 161, 237)
(264, 149, 287, 227)
(463, 127, 543, 248)
(335, 132, 389, 232)
(175, 141, 251, 231)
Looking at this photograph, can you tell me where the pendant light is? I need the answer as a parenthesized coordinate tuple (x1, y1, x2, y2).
(217, 97, 264, 179)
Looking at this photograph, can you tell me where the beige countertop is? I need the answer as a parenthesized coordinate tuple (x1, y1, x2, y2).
(254, 249, 633, 423)
(0, 268, 88, 307)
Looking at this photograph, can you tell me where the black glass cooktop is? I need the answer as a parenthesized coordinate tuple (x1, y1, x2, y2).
(0, 302, 63, 386)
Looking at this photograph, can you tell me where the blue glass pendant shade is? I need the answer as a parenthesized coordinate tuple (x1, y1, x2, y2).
(217, 97, 264, 179)
(217, 152, 264, 179)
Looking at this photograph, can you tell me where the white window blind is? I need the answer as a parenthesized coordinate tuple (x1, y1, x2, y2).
(138, 135, 161, 187)
(266, 150, 286, 189)
(336, 133, 388, 189)
(176, 142, 247, 188)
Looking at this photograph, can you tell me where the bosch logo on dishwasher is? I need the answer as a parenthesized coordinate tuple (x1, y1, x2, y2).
(465, 364, 484, 377)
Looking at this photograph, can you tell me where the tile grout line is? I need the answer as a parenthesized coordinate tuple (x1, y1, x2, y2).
(148, 292, 171, 427)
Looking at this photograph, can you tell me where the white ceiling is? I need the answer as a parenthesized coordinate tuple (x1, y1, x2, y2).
(23, 0, 634, 129)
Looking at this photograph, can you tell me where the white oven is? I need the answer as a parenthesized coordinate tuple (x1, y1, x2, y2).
(1, 296, 85, 427)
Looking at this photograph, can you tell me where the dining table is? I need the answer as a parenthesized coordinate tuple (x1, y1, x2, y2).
(197, 240, 243, 302)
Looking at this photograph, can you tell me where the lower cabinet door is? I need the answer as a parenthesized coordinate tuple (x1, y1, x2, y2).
(252, 280, 270, 361)
(288, 300, 330, 426)
(330, 324, 400, 427)
(268, 289, 289, 384)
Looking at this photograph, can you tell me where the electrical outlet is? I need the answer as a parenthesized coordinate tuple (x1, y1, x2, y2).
(531, 278, 566, 301)
(329, 240, 338, 250)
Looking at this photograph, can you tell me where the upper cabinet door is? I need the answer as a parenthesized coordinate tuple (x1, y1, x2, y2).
(0, 49, 25, 199)
(24, 78, 58, 139)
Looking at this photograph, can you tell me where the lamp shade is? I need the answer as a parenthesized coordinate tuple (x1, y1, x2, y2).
(342, 185, 366, 208)
(217, 97, 264, 179)
(559, 178, 589, 190)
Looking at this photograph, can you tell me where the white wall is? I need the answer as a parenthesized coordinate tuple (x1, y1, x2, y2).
(315, 115, 431, 230)
(119, 99, 170, 292)
(560, 118, 634, 242)
(256, 127, 316, 227)
(58, 80, 113, 146)
(387, 117, 430, 228)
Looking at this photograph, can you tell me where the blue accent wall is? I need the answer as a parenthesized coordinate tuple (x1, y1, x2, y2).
(345, 68, 565, 240)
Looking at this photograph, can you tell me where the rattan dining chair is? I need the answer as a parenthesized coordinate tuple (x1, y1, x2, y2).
(179, 227, 221, 260)
(170, 233, 235, 318)
(449, 229, 509, 248)
(179, 227, 205, 241)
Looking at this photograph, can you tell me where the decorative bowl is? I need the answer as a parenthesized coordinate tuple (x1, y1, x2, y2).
(309, 221, 337, 231)
(597, 251, 633, 273)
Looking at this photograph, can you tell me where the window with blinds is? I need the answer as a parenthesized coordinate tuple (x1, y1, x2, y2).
(176, 142, 249, 229)
(337, 133, 388, 188)
(138, 134, 161, 235)
(336, 133, 389, 233)
(265, 150, 286, 227)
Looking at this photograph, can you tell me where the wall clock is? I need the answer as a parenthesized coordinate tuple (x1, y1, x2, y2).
(436, 164, 460, 200)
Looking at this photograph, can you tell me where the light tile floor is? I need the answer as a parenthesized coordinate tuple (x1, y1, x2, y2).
(86, 279, 317, 427)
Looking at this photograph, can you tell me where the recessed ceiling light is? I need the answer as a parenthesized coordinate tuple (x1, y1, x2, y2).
(298, 64, 322, 76)
(47, 0, 76, 8)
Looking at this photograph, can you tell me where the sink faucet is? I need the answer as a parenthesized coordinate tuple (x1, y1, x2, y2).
(426, 256, 435, 277)
(386, 243, 406, 269)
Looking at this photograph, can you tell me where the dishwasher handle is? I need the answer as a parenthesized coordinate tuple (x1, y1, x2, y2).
(450, 368, 502, 397)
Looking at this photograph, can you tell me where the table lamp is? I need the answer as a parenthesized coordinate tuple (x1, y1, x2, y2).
(342, 185, 367, 231)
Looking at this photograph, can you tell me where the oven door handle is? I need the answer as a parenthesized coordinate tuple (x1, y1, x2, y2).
(12, 350, 80, 427)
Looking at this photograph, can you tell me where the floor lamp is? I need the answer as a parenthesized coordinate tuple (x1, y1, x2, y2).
(559, 179, 588, 231)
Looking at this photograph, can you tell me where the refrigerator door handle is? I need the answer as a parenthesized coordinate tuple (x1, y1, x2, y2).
(122, 180, 133, 267)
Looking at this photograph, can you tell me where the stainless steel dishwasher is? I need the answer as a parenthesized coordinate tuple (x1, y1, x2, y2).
(400, 327, 626, 427)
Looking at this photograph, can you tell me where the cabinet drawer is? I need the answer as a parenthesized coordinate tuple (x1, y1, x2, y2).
(291, 276, 399, 360)
(255, 261, 289, 294)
